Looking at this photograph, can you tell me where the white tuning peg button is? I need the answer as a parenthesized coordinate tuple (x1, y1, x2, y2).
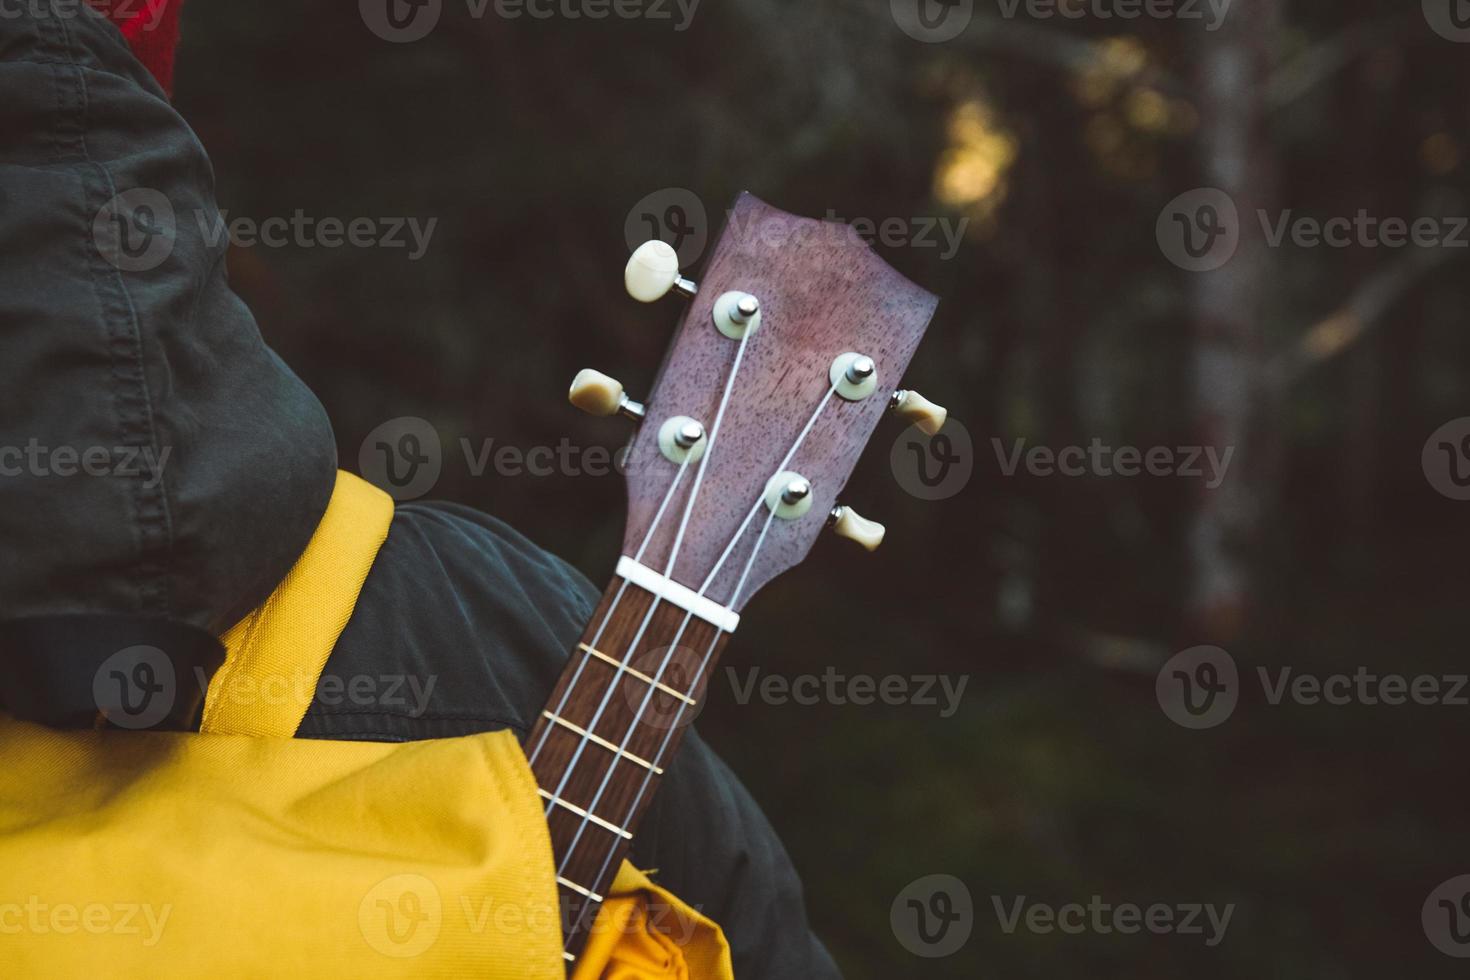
(624, 240, 698, 303)
(890, 389, 948, 436)
(828, 505, 885, 552)
(569, 369, 646, 420)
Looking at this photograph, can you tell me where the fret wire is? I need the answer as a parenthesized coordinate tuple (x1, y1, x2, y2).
(556, 876, 603, 903)
(537, 789, 632, 840)
(540, 709, 664, 775)
(579, 643, 696, 705)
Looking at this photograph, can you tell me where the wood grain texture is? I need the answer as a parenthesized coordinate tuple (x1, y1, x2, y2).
(621, 192, 939, 609)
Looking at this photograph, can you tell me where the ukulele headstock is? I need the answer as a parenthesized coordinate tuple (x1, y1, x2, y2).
(571, 192, 944, 612)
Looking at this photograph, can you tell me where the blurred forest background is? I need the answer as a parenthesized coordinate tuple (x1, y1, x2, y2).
(174, 1, 1470, 975)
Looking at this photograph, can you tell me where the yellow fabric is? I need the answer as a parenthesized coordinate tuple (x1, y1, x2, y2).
(0, 713, 565, 977)
(203, 469, 394, 737)
(574, 864, 735, 980)
(0, 468, 733, 979)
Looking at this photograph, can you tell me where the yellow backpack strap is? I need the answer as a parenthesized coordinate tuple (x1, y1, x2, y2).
(201, 470, 393, 737)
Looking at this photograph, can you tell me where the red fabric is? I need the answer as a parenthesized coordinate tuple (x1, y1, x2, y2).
(90, 0, 183, 95)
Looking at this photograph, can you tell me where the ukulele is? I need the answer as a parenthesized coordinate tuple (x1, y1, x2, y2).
(524, 192, 947, 965)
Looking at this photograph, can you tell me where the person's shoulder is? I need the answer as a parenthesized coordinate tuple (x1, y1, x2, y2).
(296, 499, 599, 741)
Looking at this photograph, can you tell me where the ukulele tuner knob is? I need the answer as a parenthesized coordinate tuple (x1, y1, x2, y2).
(889, 389, 947, 436)
(625, 240, 698, 303)
(827, 505, 886, 552)
(569, 369, 646, 421)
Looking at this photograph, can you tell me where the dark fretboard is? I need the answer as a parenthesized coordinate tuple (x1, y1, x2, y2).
(524, 567, 732, 965)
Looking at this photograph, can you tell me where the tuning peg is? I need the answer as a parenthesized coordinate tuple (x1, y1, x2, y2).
(624, 240, 698, 303)
(828, 505, 885, 552)
(569, 369, 646, 421)
(889, 389, 947, 436)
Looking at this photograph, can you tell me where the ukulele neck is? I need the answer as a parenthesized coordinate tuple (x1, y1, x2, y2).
(525, 559, 735, 961)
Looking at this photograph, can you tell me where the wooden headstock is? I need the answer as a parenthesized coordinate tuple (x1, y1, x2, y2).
(592, 192, 941, 611)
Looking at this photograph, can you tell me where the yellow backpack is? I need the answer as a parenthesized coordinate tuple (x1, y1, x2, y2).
(0, 471, 734, 979)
